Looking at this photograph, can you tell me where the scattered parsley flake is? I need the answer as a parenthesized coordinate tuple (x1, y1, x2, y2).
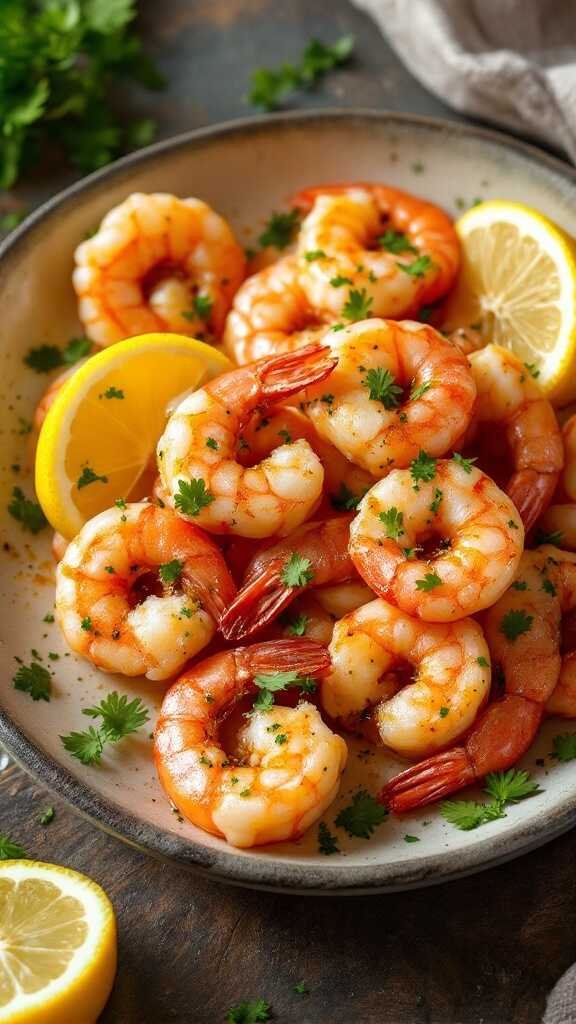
(274, 732, 288, 745)
(330, 274, 353, 287)
(429, 487, 443, 515)
(335, 789, 387, 839)
(542, 577, 557, 596)
(226, 998, 271, 1024)
(192, 293, 213, 321)
(206, 437, 219, 450)
(61, 691, 150, 766)
(248, 34, 354, 111)
(77, 466, 108, 489)
(24, 344, 63, 373)
(508, 519, 519, 530)
(410, 450, 436, 488)
(174, 478, 214, 517)
(294, 981, 309, 995)
(100, 385, 124, 399)
(278, 428, 292, 444)
(62, 337, 92, 365)
(81, 616, 93, 632)
(379, 506, 404, 540)
(39, 806, 55, 826)
(318, 821, 339, 855)
(159, 558, 184, 585)
(511, 580, 527, 591)
(8, 487, 47, 534)
(342, 287, 373, 322)
(415, 572, 442, 592)
(524, 362, 540, 379)
(362, 366, 402, 408)
(477, 656, 490, 668)
(43, 613, 55, 624)
(281, 552, 314, 588)
(404, 834, 420, 843)
(396, 254, 433, 278)
(439, 707, 450, 718)
(452, 453, 477, 473)
(500, 609, 533, 642)
(0, 834, 27, 860)
(304, 249, 326, 262)
(13, 661, 51, 701)
(551, 733, 576, 762)
(286, 613, 309, 636)
(258, 209, 300, 250)
(378, 230, 417, 255)
(534, 528, 563, 546)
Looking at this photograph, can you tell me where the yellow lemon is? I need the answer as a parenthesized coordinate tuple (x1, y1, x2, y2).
(35, 333, 231, 538)
(0, 860, 117, 1024)
(442, 200, 576, 404)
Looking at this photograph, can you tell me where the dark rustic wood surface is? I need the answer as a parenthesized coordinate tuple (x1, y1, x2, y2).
(2, 2, 575, 1022)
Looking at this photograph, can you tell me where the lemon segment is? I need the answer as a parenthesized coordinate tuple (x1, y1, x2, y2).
(442, 200, 576, 405)
(0, 860, 117, 1024)
(35, 332, 231, 539)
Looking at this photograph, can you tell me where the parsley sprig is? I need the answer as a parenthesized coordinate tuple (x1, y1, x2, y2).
(362, 367, 402, 408)
(13, 661, 52, 701)
(24, 337, 92, 373)
(258, 209, 300, 250)
(342, 287, 373, 322)
(335, 789, 387, 839)
(0, 833, 27, 860)
(280, 552, 314, 588)
(61, 691, 150, 765)
(248, 35, 354, 111)
(8, 487, 47, 534)
(551, 733, 576, 762)
(252, 670, 316, 712)
(410, 450, 437, 489)
(442, 769, 541, 831)
(226, 1000, 271, 1024)
(174, 478, 214, 517)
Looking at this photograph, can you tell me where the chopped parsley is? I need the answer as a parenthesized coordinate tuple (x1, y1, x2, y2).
(410, 450, 436, 488)
(524, 362, 540, 379)
(0, 834, 27, 860)
(286, 613, 309, 636)
(542, 577, 557, 597)
(304, 249, 326, 261)
(379, 506, 404, 541)
(396, 254, 434, 278)
(192, 293, 213, 321)
(61, 691, 150, 766)
(13, 661, 51, 701)
(499, 609, 533, 642)
(442, 769, 540, 831)
(452, 452, 477, 473)
(362, 367, 402, 408)
(100, 386, 124, 399)
(318, 821, 340, 855)
(24, 337, 92, 373)
(252, 670, 316, 712)
(331, 483, 363, 511)
(378, 230, 417, 255)
(226, 999, 271, 1024)
(404, 834, 420, 843)
(294, 981, 309, 995)
(278, 428, 292, 444)
(77, 466, 108, 489)
(429, 487, 443, 515)
(8, 487, 47, 534)
(248, 34, 354, 111)
(206, 437, 219, 450)
(511, 581, 527, 591)
(173, 478, 214, 517)
(330, 274, 353, 287)
(477, 656, 490, 668)
(415, 572, 442, 592)
(280, 552, 314, 588)
(39, 806, 55, 826)
(551, 733, 576, 762)
(342, 287, 373, 322)
(274, 732, 288, 745)
(258, 209, 300, 250)
(159, 559, 184, 585)
(439, 707, 450, 718)
(409, 380, 432, 402)
(534, 528, 564, 546)
(334, 789, 387, 839)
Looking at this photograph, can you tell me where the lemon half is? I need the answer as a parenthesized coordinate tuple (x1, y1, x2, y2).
(35, 333, 231, 538)
(0, 860, 117, 1024)
(442, 200, 576, 404)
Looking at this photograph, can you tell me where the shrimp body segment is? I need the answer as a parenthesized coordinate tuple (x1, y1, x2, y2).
(223, 257, 329, 365)
(55, 503, 236, 681)
(293, 184, 460, 320)
(323, 599, 490, 758)
(73, 193, 245, 346)
(559, 414, 576, 502)
(350, 460, 523, 622)
(302, 319, 476, 477)
(154, 638, 347, 847)
(382, 549, 576, 812)
(469, 345, 563, 530)
(157, 345, 337, 539)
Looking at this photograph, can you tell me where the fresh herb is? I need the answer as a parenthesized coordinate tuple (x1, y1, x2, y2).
(0, 834, 27, 860)
(226, 999, 271, 1024)
(330, 274, 353, 287)
(80, 616, 93, 631)
(551, 733, 576, 762)
(452, 453, 477, 473)
(258, 209, 300, 250)
(13, 661, 51, 701)
(24, 344, 65, 373)
(0, 208, 27, 231)
(61, 691, 150, 766)
(286, 613, 309, 636)
(415, 572, 442, 592)
(429, 487, 443, 515)
(404, 834, 420, 843)
(77, 466, 108, 489)
(410, 450, 437, 489)
(43, 613, 55, 624)
(335, 789, 387, 839)
(8, 487, 47, 533)
(252, 670, 315, 711)
(0, 0, 164, 190)
(508, 519, 519, 529)
(409, 380, 432, 402)
(294, 980, 309, 995)
(304, 249, 326, 261)
(439, 707, 450, 718)
(100, 385, 124, 399)
(442, 769, 540, 831)
(378, 230, 417, 255)
(511, 580, 527, 591)
(534, 529, 564, 546)
(379, 506, 404, 541)
(39, 806, 55, 826)
(206, 437, 219, 450)
(342, 287, 373, 322)
(173, 478, 215, 517)
(318, 821, 339, 855)
(115, 498, 127, 510)
(500, 609, 533, 642)
(192, 293, 213, 321)
(362, 367, 402, 408)
(542, 577, 557, 596)
(320, 393, 334, 407)
(180, 606, 193, 618)
(278, 428, 292, 444)
(477, 656, 490, 668)
(331, 482, 363, 511)
(274, 732, 288, 745)
(62, 337, 92, 365)
(248, 35, 354, 111)
(524, 362, 540, 379)
(158, 559, 184, 585)
(396, 255, 433, 278)
(280, 552, 314, 588)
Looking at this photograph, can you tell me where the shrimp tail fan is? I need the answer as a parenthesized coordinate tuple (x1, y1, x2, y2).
(238, 638, 331, 679)
(259, 343, 337, 400)
(220, 558, 301, 641)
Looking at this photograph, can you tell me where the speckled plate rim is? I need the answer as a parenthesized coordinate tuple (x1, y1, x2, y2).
(2, 108, 576, 895)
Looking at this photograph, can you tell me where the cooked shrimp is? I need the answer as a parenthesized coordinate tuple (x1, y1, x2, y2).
(73, 193, 245, 346)
(382, 548, 576, 811)
(560, 414, 576, 502)
(33, 363, 88, 431)
(223, 257, 329, 365)
(275, 581, 374, 645)
(468, 345, 563, 530)
(293, 183, 459, 320)
(239, 405, 375, 506)
(220, 516, 356, 640)
(322, 598, 490, 757)
(157, 344, 336, 539)
(55, 503, 236, 680)
(538, 504, 576, 551)
(349, 459, 524, 622)
(301, 319, 476, 477)
(154, 638, 347, 847)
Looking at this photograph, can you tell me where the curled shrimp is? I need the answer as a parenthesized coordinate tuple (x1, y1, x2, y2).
(239, 405, 375, 507)
(55, 502, 236, 680)
(220, 516, 357, 641)
(154, 638, 347, 847)
(322, 598, 490, 758)
(468, 345, 563, 530)
(73, 193, 245, 346)
(292, 183, 460, 320)
(382, 548, 576, 812)
(223, 257, 329, 365)
(559, 414, 576, 502)
(157, 344, 336, 539)
(538, 504, 576, 551)
(301, 319, 476, 477)
(349, 459, 524, 622)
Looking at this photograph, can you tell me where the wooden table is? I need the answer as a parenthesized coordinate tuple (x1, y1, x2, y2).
(3, 2, 575, 1021)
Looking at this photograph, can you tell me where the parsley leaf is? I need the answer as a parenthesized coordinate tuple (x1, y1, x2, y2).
(499, 609, 533, 642)
(477, 656, 490, 668)
(192, 293, 213, 321)
(378, 230, 417, 255)
(429, 487, 443, 515)
(396, 254, 434, 278)
(226, 999, 271, 1024)
(258, 209, 300, 250)
(280, 552, 314, 588)
(0, 833, 27, 860)
(100, 385, 124, 400)
(484, 769, 540, 805)
(252, 670, 315, 711)
(294, 980, 309, 995)
(452, 452, 477, 474)
(304, 249, 326, 261)
(62, 336, 92, 365)
(331, 483, 364, 511)
(442, 769, 540, 831)
(318, 821, 340, 855)
(206, 437, 218, 450)
(39, 806, 55, 826)
(330, 274, 353, 287)
(415, 572, 442, 592)
(61, 691, 150, 765)
(362, 367, 402, 408)
(13, 661, 51, 701)
(342, 287, 373, 322)
(173, 478, 214, 517)
(286, 613, 309, 636)
(524, 362, 540, 379)
(158, 559, 184, 585)
(441, 800, 492, 831)
(410, 451, 437, 488)
(248, 35, 353, 111)
(334, 789, 387, 839)
(542, 577, 556, 596)
(24, 344, 63, 373)
(534, 528, 564, 546)
(551, 733, 576, 762)
(77, 466, 108, 489)
(379, 506, 404, 540)
(61, 726, 105, 766)
(8, 487, 47, 534)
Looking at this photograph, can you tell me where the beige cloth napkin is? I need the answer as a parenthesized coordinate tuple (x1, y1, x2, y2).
(351, 0, 576, 160)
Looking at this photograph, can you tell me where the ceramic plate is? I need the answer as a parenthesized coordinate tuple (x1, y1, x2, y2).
(2, 111, 576, 894)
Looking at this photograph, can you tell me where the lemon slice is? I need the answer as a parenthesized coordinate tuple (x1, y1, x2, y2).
(0, 860, 116, 1024)
(35, 333, 231, 538)
(442, 200, 576, 404)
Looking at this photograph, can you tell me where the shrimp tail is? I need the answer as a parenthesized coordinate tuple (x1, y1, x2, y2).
(381, 748, 476, 812)
(508, 470, 559, 532)
(220, 559, 301, 641)
(184, 573, 229, 622)
(236, 637, 332, 679)
(258, 343, 337, 400)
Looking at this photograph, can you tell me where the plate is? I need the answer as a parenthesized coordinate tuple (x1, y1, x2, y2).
(2, 110, 576, 894)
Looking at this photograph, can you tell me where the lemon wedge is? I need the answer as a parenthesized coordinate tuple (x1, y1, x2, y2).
(442, 200, 576, 404)
(0, 860, 117, 1024)
(35, 332, 231, 539)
